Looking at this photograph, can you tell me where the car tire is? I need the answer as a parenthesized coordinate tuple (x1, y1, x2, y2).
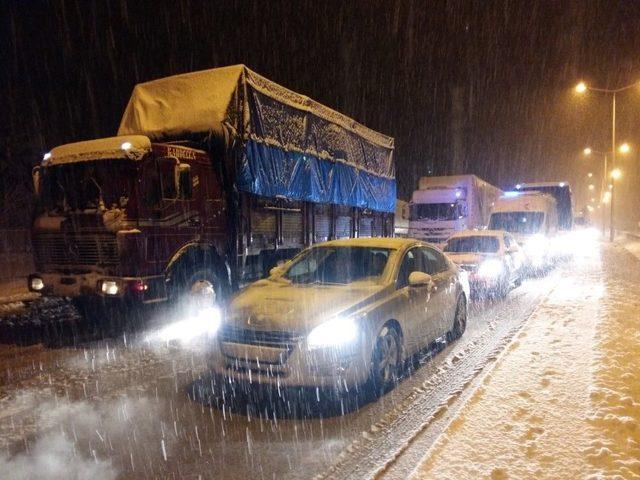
(447, 295, 467, 342)
(369, 324, 402, 396)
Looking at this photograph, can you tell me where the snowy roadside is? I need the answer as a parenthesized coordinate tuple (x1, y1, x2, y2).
(622, 237, 640, 261)
(409, 243, 640, 479)
(0, 279, 39, 316)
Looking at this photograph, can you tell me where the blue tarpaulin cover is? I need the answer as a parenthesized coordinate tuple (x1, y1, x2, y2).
(118, 65, 395, 212)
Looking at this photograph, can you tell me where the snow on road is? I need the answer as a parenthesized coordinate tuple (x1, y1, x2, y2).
(411, 241, 640, 479)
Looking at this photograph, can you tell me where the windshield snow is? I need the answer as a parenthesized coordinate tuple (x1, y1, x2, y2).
(283, 246, 392, 284)
(39, 159, 136, 212)
(444, 236, 499, 253)
(410, 202, 462, 221)
(489, 211, 545, 234)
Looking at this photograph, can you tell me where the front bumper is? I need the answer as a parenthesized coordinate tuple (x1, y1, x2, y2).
(28, 272, 167, 303)
(207, 330, 373, 389)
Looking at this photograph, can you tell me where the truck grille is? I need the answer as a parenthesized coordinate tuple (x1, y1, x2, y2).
(218, 324, 301, 348)
(33, 233, 119, 266)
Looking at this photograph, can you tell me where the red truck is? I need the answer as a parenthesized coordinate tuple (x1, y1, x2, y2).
(28, 65, 396, 309)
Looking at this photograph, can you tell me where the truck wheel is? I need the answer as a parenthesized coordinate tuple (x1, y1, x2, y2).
(173, 267, 228, 311)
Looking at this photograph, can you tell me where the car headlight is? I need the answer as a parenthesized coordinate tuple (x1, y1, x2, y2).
(307, 316, 359, 349)
(525, 234, 548, 257)
(477, 259, 504, 278)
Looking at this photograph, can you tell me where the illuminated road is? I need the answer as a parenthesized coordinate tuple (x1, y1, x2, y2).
(0, 261, 567, 479)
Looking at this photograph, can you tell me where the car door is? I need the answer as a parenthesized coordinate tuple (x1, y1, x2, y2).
(421, 247, 457, 339)
(504, 233, 523, 277)
(394, 247, 434, 354)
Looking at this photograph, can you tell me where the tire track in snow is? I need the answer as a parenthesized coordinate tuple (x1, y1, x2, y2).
(316, 274, 560, 480)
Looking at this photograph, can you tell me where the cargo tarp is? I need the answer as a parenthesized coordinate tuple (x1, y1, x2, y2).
(118, 65, 395, 212)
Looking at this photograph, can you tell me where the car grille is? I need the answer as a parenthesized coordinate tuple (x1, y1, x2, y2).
(33, 233, 119, 266)
(218, 324, 301, 348)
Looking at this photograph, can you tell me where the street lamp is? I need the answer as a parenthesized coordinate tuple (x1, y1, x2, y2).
(588, 184, 595, 191)
(611, 168, 622, 180)
(575, 80, 639, 240)
(582, 144, 631, 237)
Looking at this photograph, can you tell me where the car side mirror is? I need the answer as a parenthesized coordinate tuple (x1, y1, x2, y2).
(408, 271, 433, 288)
(32, 166, 41, 196)
(178, 163, 192, 199)
(270, 265, 284, 277)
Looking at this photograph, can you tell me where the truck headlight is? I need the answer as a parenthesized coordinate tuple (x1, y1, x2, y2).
(307, 316, 358, 349)
(100, 280, 120, 296)
(29, 276, 44, 291)
(477, 259, 503, 278)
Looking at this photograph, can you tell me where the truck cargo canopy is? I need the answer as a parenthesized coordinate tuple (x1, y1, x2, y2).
(118, 65, 395, 212)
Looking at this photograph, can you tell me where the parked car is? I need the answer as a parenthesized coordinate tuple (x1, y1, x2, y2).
(207, 237, 469, 395)
(443, 230, 523, 298)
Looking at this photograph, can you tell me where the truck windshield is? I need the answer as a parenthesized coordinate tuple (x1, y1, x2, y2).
(410, 203, 462, 221)
(39, 160, 136, 212)
(489, 212, 544, 234)
(444, 236, 499, 253)
(283, 246, 392, 285)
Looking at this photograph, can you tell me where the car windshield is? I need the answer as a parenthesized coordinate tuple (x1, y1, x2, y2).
(283, 246, 392, 285)
(38, 159, 136, 212)
(489, 211, 545, 234)
(444, 236, 499, 253)
(410, 203, 462, 221)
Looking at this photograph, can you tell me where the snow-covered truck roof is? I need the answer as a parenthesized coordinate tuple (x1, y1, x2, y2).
(43, 135, 151, 166)
(117, 65, 396, 212)
(492, 192, 556, 213)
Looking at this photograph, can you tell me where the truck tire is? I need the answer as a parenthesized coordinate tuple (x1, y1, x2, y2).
(172, 266, 228, 311)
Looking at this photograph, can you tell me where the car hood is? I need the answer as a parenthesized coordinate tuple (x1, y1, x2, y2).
(224, 279, 387, 334)
(446, 252, 499, 266)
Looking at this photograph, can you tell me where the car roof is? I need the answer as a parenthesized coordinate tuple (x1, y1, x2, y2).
(448, 230, 505, 238)
(317, 237, 423, 249)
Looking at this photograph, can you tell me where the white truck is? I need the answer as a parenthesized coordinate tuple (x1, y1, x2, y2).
(488, 191, 558, 271)
(408, 175, 502, 244)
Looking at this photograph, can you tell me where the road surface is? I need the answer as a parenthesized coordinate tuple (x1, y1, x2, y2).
(0, 264, 563, 479)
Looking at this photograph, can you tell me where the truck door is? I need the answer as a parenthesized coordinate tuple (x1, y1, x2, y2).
(140, 157, 201, 266)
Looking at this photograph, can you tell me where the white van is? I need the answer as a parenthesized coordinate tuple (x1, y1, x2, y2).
(488, 191, 558, 270)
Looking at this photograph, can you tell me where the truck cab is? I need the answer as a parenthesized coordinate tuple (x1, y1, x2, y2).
(408, 187, 468, 244)
(408, 175, 502, 245)
(488, 191, 558, 270)
(29, 135, 227, 304)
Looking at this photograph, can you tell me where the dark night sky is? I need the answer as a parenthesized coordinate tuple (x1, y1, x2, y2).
(3, 0, 640, 227)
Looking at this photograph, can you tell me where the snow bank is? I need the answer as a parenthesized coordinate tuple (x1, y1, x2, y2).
(412, 240, 640, 479)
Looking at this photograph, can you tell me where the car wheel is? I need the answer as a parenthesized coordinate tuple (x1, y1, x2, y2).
(447, 295, 467, 342)
(369, 325, 401, 395)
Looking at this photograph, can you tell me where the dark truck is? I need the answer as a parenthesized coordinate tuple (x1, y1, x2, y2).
(28, 65, 396, 308)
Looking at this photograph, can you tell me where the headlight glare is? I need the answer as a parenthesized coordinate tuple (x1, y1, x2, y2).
(477, 259, 504, 278)
(101, 280, 120, 295)
(307, 316, 358, 349)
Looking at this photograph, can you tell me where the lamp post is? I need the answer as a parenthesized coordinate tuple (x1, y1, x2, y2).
(583, 144, 630, 238)
(576, 80, 638, 241)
